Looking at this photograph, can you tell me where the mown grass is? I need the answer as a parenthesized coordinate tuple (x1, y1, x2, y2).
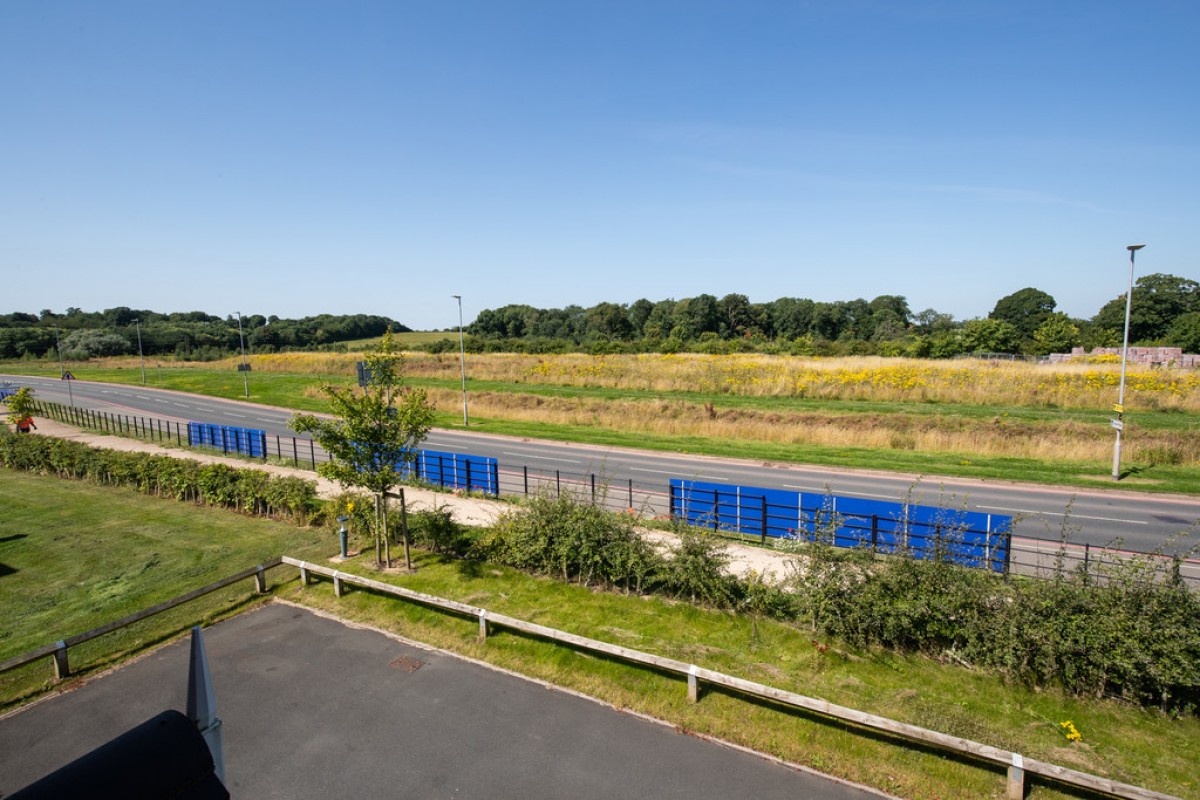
(5, 356, 1200, 494)
(0, 471, 331, 707)
(1, 469, 1197, 798)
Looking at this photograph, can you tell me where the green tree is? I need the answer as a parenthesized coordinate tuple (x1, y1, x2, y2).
(990, 288, 1056, 341)
(289, 331, 435, 569)
(1166, 312, 1200, 352)
(960, 318, 1020, 354)
(1031, 312, 1082, 356)
(1093, 273, 1200, 343)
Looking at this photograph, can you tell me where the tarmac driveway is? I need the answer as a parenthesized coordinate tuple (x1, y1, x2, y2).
(0, 603, 884, 799)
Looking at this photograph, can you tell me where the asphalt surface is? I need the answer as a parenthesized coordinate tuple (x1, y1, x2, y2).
(0, 604, 885, 800)
(6, 373, 1200, 554)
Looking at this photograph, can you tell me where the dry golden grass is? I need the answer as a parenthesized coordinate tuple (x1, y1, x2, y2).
(77, 352, 1200, 466)
(423, 388, 1200, 466)
(93, 351, 1200, 413)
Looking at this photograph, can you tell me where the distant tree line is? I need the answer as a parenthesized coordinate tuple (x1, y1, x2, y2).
(0, 307, 409, 361)
(441, 275, 1200, 357)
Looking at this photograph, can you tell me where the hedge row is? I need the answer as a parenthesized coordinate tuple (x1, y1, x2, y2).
(0, 431, 318, 523)
(783, 538, 1200, 713)
(451, 491, 1200, 713)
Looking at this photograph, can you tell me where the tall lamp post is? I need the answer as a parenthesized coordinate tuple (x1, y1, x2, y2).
(54, 327, 64, 377)
(1112, 244, 1145, 481)
(134, 318, 146, 385)
(235, 311, 249, 398)
(452, 295, 468, 426)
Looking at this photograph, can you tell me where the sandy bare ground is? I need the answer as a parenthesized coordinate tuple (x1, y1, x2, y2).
(15, 417, 796, 582)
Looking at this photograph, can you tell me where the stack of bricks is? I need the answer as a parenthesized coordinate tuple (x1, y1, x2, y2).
(1051, 346, 1200, 368)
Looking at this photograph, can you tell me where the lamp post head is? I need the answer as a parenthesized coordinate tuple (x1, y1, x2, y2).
(452, 294, 461, 301)
(1127, 244, 1145, 252)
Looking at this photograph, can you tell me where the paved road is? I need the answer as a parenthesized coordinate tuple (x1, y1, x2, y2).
(0, 604, 885, 799)
(6, 374, 1200, 555)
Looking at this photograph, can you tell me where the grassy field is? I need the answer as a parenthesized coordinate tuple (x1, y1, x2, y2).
(1, 469, 1197, 799)
(5, 350, 1200, 494)
(0, 471, 331, 706)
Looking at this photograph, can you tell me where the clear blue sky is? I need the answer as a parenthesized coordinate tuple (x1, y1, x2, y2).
(2, 1, 1196, 331)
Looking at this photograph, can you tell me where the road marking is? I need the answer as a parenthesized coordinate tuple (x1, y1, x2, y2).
(502, 451, 579, 464)
(782, 484, 902, 500)
(977, 505, 1148, 525)
(226, 413, 247, 419)
(171, 402, 191, 407)
(255, 418, 276, 424)
(135, 395, 150, 400)
(630, 467, 678, 476)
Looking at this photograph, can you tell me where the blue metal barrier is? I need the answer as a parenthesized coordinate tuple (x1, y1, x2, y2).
(187, 422, 268, 458)
(406, 449, 499, 496)
(670, 479, 1011, 573)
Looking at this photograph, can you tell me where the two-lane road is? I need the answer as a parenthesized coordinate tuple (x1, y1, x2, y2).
(6, 373, 1199, 556)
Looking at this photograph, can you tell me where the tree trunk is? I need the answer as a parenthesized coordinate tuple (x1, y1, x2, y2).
(373, 494, 383, 567)
(399, 487, 412, 570)
(381, 493, 392, 568)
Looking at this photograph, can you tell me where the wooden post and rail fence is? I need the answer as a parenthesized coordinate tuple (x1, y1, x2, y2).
(1, 556, 1182, 800)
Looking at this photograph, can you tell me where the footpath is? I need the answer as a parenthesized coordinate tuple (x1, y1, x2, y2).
(22, 417, 795, 581)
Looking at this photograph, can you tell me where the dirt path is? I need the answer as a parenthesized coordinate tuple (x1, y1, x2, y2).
(17, 417, 796, 581)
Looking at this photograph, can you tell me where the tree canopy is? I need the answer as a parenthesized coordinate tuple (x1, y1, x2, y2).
(289, 332, 435, 568)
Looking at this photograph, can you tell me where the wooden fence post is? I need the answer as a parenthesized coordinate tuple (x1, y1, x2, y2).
(53, 641, 69, 681)
(1007, 753, 1025, 799)
(478, 610, 489, 642)
(687, 664, 700, 703)
(255, 565, 267, 594)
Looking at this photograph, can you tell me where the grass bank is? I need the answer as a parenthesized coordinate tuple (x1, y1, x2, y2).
(1, 469, 1196, 798)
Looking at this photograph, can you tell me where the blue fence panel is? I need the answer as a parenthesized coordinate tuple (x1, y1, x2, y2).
(670, 479, 1011, 573)
(405, 449, 499, 496)
(187, 422, 267, 458)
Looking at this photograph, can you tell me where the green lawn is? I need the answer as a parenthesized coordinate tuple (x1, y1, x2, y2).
(0, 471, 331, 705)
(1, 468, 1196, 799)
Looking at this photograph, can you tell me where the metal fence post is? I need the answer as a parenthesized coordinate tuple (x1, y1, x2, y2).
(628, 478, 633, 510)
(309, 439, 316, 469)
(555, 470, 561, 497)
(491, 460, 499, 497)
(465, 459, 472, 492)
(523, 465, 529, 496)
(668, 483, 676, 520)
(760, 496, 768, 544)
(591, 474, 596, 506)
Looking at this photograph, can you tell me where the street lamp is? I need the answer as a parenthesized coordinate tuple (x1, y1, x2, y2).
(54, 327, 63, 377)
(452, 295, 468, 426)
(1112, 244, 1145, 481)
(134, 318, 146, 385)
(236, 311, 249, 398)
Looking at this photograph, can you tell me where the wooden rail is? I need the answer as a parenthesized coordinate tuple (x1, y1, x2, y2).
(283, 556, 1180, 800)
(0, 559, 283, 680)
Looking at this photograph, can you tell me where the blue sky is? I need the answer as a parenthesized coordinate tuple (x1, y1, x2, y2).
(2, 1, 1196, 331)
